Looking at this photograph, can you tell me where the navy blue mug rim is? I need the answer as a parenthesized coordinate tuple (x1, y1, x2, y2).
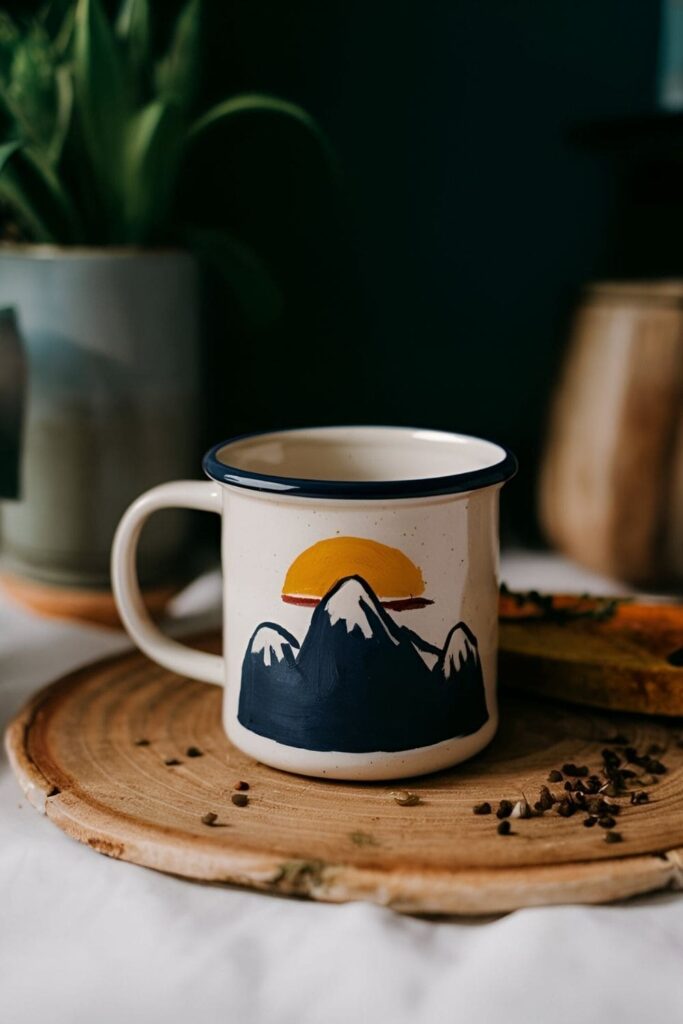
(202, 425, 518, 500)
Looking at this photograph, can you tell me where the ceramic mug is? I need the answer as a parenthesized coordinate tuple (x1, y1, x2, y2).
(111, 426, 517, 780)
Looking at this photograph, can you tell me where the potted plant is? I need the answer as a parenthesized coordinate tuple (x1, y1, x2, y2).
(0, 0, 327, 613)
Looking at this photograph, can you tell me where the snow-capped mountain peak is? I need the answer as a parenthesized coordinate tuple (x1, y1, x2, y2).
(322, 577, 399, 645)
(249, 624, 299, 666)
(441, 623, 479, 679)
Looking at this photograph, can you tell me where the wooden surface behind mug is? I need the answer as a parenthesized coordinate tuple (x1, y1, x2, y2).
(540, 281, 683, 586)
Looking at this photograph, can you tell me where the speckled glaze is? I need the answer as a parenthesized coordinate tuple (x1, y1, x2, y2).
(112, 427, 516, 780)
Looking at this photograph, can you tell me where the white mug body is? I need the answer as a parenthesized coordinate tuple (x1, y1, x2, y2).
(112, 426, 516, 782)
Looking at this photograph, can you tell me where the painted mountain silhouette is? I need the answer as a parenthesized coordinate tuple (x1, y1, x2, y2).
(238, 575, 489, 753)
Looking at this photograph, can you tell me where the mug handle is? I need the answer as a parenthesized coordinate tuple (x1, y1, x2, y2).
(111, 481, 224, 686)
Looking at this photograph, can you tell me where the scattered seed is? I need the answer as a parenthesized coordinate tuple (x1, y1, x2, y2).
(186, 746, 203, 758)
(392, 790, 420, 806)
(164, 758, 181, 766)
(604, 831, 623, 844)
(231, 792, 249, 807)
(649, 760, 667, 775)
(604, 802, 621, 816)
(630, 791, 649, 805)
(548, 769, 563, 782)
(134, 738, 150, 747)
(201, 812, 217, 826)
(234, 780, 250, 791)
(557, 799, 576, 818)
(602, 749, 621, 769)
(473, 802, 492, 815)
(511, 798, 532, 819)
(496, 799, 513, 819)
(562, 763, 588, 777)
(497, 820, 512, 835)
(564, 781, 573, 792)
(583, 816, 598, 828)
(538, 786, 555, 811)
(602, 783, 620, 797)
(598, 815, 616, 829)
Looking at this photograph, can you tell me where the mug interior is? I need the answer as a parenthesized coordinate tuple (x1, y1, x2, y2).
(218, 427, 505, 481)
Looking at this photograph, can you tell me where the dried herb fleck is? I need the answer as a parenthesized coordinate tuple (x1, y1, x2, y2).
(231, 792, 249, 807)
(201, 812, 218, 826)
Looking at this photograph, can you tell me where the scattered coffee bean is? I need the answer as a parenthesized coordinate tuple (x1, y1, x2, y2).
(630, 790, 649, 805)
(497, 820, 511, 835)
(604, 831, 623, 844)
(548, 770, 563, 782)
(598, 815, 616, 829)
(583, 816, 598, 828)
(234, 780, 250, 791)
(134, 738, 150, 747)
(201, 812, 217, 826)
(473, 802, 492, 815)
(231, 792, 249, 807)
(562, 763, 589, 777)
(649, 760, 667, 775)
(564, 781, 573, 792)
(604, 802, 621, 816)
(164, 758, 181, 766)
(186, 746, 203, 758)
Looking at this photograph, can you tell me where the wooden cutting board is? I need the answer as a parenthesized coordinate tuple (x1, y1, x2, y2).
(499, 593, 683, 716)
(6, 635, 683, 915)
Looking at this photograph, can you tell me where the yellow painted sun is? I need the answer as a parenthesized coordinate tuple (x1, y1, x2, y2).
(282, 536, 431, 610)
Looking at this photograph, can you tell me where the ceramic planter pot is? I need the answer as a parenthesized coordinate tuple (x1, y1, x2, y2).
(0, 246, 200, 588)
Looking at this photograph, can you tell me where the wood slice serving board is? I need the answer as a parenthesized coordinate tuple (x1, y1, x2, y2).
(6, 635, 683, 916)
(499, 594, 683, 716)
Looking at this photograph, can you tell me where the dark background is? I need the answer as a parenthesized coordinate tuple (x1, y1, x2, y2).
(8, 1, 666, 535)
(196, 0, 661, 537)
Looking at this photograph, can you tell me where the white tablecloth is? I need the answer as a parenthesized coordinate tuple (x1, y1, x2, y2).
(1, 554, 681, 1024)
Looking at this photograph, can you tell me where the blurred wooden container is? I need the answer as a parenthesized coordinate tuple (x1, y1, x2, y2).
(540, 281, 683, 587)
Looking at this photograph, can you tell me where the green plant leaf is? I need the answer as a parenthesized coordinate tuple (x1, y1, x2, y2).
(73, 0, 127, 227)
(123, 98, 182, 242)
(49, 64, 73, 164)
(0, 140, 80, 241)
(155, 0, 201, 110)
(116, 0, 151, 96)
(188, 226, 284, 328)
(4, 24, 58, 157)
(187, 92, 338, 174)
